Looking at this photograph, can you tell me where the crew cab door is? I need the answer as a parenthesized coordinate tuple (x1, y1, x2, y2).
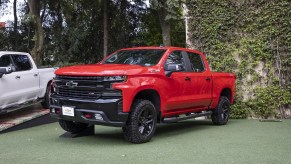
(185, 51, 212, 108)
(164, 50, 194, 112)
(0, 54, 39, 109)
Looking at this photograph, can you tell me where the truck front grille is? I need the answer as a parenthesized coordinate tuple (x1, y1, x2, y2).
(54, 75, 121, 99)
(58, 88, 101, 99)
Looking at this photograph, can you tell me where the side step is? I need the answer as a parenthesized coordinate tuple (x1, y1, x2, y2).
(0, 100, 43, 114)
(162, 111, 213, 123)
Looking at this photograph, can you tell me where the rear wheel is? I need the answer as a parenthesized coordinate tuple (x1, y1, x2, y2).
(123, 99, 157, 144)
(59, 119, 89, 134)
(211, 96, 230, 125)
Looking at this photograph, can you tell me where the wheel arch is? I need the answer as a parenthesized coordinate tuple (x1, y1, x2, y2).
(220, 88, 232, 102)
(132, 89, 161, 122)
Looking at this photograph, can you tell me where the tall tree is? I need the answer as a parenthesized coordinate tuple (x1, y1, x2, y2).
(13, 0, 17, 32)
(103, 0, 108, 58)
(28, 0, 43, 66)
(150, 0, 182, 46)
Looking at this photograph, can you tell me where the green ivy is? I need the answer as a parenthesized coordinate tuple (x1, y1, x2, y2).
(187, 0, 291, 119)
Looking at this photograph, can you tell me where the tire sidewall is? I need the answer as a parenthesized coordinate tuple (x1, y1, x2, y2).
(123, 99, 157, 143)
(212, 96, 230, 125)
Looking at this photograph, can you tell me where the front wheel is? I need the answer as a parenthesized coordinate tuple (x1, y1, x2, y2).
(211, 96, 230, 125)
(122, 99, 157, 144)
(59, 119, 89, 134)
(41, 84, 50, 109)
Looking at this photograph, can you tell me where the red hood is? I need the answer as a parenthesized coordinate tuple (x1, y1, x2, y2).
(55, 64, 149, 76)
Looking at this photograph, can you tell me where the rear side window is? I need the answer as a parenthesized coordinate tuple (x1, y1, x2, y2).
(0, 55, 12, 67)
(11, 55, 32, 71)
(187, 52, 205, 72)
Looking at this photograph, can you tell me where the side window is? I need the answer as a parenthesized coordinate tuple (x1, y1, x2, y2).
(0, 55, 12, 67)
(187, 52, 205, 72)
(11, 55, 32, 71)
(165, 51, 185, 71)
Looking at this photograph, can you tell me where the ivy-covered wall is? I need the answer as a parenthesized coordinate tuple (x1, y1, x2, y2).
(186, 0, 291, 119)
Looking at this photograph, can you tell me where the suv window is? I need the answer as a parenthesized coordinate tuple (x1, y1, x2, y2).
(187, 52, 205, 72)
(0, 55, 12, 67)
(103, 49, 166, 66)
(165, 51, 185, 71)
(11, 55, 32, 71)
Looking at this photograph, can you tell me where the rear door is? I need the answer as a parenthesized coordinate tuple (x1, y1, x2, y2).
(185, 51, 212, 108)
(10, 54, 39, 102)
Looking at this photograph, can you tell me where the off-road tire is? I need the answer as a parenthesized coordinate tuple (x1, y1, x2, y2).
(211, 96, 230, 125)
(122, 99, 157, 144)
(41, 84, 50, 109)
(59, 119, 89, 134)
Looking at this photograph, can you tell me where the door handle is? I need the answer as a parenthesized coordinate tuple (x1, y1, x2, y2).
(185, 77, 191, 81)
(206, 77, 211, 81)
(15, 76, 21, 79)
(34, 73, 38, 77)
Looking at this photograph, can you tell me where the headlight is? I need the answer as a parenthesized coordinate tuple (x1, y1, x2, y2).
(103, 76, 127, 82)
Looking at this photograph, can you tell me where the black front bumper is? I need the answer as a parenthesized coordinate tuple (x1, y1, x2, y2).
(50, 95, 128, 127)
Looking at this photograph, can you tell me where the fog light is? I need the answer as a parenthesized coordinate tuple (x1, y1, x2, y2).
(95, 114, 103, 120)
(83, 113, 93, 119)
(55, 108, 61, 115)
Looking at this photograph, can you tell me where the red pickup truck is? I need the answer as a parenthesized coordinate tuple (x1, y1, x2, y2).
(50, 47, 235, 143)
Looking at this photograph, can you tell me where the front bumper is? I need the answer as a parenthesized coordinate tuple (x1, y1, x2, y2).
(50, 95, 128, 127)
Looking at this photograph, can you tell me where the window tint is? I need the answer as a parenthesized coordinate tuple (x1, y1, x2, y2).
(11, 55, 32, 71)
(187, 52, 205, 72)
(0, 55, 12, 67)
(166, 51, 185, 71)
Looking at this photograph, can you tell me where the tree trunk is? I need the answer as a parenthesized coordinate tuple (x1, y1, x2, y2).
(13, 0, 17, 32)
(103, 0, 108, 59)
(28, 0, 43, 66)
(183, 3, 191, 48)
(13, 0, 18, 49)
(158, 1, 171, 46)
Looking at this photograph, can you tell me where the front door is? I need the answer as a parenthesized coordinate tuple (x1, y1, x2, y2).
(0, 54, 39, 109)
(164, 50, 193, 112)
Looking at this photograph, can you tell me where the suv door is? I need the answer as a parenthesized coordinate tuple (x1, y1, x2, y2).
(164, 50, 194, 112)
(185, 51, 212, 108)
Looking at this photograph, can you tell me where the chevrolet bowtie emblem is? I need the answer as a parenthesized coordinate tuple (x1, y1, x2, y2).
(66, 81, 78, 88)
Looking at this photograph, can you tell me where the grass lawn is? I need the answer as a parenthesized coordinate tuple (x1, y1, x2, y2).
(0, 119, 290, 164)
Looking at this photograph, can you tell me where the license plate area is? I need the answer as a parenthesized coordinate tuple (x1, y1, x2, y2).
(62, 106, 75, 117)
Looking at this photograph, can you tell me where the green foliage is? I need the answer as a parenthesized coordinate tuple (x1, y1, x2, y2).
(134, 8, 185, 47)
(187, 0, 291, 118)
(230, 100, 249, 119)
(248, 86, 291, 119)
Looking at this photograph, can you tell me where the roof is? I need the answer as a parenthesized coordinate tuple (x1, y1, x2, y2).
(0, 51, 29, 55)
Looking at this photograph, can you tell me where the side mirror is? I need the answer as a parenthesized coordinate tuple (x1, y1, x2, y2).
(164, 64, 183, 77)
(0, 67, 13, 78)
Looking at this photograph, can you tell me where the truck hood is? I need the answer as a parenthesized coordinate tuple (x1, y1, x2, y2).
(55, 64, 149, 76)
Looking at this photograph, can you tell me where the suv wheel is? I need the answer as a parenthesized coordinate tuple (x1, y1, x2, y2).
(211, 96, 230, 125)
(41, 85, 50, 109)
(59, 119, 89, 134)
(123, 99, 157, 144)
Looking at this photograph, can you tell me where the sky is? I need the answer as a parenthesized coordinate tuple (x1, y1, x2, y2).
(0, 0, 149, 22)
(0, 0, 25, 22)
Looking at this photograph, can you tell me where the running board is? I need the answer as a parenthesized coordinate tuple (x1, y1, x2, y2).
(0, 100, 43, 114)
(162, 111, 213, 123)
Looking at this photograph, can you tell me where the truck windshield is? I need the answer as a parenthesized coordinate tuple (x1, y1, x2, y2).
(103, 49, 166, 66)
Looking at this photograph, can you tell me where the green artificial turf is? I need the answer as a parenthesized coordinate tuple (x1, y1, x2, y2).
(0, 119, 291, 164)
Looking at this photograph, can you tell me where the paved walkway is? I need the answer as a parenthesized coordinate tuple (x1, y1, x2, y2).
(0, 104, 49, 132)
